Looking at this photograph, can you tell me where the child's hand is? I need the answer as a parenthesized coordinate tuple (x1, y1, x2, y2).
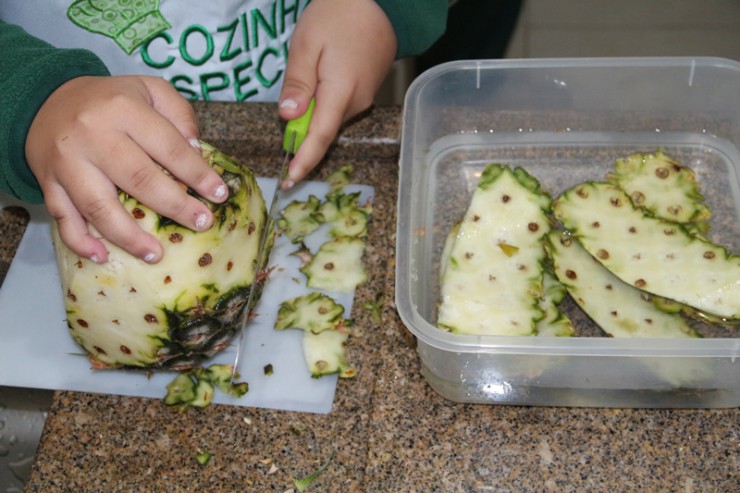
(277, 0, 397, 187)
(25, 75, 227, 264)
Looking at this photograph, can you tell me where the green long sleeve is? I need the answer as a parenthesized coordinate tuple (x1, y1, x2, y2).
(375, 0, 448, 59)
(0, 20, 109, 204)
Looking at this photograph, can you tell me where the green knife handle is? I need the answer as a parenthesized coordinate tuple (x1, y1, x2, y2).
(283, 98, 316, 154)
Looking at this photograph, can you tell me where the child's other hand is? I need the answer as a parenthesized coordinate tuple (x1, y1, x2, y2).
(25, 75, 227, 264)
(277, 0, 396, 187)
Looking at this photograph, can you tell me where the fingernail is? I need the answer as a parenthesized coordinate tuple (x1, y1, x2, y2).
(214, 184, 227, 199)
(195, 213, 209, 230)
(143, 252, 157, 263)
(282, 179, 295, 190)
(90, 255, 100, 264)
(279, 98, 298, 110)
(188, 138, 201, 150)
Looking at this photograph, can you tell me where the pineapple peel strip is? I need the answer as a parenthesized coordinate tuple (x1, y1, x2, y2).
(437, 164, 552, 336)
(552, 182, 739, 320)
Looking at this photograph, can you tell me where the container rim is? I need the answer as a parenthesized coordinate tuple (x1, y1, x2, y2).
(404, 56, 740, 106)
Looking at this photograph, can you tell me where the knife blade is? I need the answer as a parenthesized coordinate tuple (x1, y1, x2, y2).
(230, 98, 315, 382)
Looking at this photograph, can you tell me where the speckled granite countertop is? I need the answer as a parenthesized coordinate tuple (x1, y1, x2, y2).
(4, 103, 736, 492)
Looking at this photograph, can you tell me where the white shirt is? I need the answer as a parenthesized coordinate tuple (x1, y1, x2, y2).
(1, 0, 309, 101)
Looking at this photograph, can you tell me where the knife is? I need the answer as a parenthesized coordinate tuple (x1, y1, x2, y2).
(230, 98, 315, 382)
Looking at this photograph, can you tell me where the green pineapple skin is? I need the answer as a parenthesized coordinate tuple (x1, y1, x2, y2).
(318, 191, 372, 239)
(437, 164, 552, 336)
(552, 182, 740, 320)
(546, 230, 698, 338)
(53, 141, 270, 370)
(277, 194, 324, 243)
(326, 164, 354, 197)
(273, 293, 355, 378)
(299, 237, 368, 293)
(274, 292, 346, 333)
(303, 329, 355, 379)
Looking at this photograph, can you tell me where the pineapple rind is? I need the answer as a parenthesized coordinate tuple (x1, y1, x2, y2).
(274, 292, 346, 333)
(272, 292, 355, 378)
(163, 373, 197, 407)
(164, 364, 247, 410)
(552, 182, 740, 320)
(318, 191, 372, 239)
(651, 295, 740, 326)
(303, 329, 355, 378)
(53, 142, 269, 369)
(300, 237, 367, 293)
(277, 194, 324, 243)
(326, 164, 353, 197)
(546, 230, 698, 338)
(437, 164, 551, 336)
(607, 150, 711, 226)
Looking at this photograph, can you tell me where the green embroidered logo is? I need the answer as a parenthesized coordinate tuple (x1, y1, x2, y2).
(67, 0, 172, 55)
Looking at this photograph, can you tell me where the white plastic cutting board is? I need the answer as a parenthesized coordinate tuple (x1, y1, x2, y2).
(0, 179, 373, 414)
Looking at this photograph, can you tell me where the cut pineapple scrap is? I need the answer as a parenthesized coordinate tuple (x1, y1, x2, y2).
(304, 330, 356, 378)
(294, 237, 368, 293)
(607, 149, 711, 229)
(552, 182, 739, 320)
(326, 164, 354, 197)
(272, 163, 370, 381)
(163, 364, 248, 411)
(274, 292, 347, 333)
(318, 191, 373, 239)
(546, 230, 698, 338)
(437, 164, 552, 335)
(273, 293, 355, 378)
(277, 194, 324, 243)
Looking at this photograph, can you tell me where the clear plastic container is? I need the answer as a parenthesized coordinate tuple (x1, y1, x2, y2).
(395, 58, 740, 408)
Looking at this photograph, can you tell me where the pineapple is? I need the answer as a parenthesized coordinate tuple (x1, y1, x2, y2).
(318, 191, 372, 239)
(304, 330, 355, 378)
(437, 164, 552, 335)
(326, 164, 354, 197)
(292, 237, 368, 293)
(552, 182, 740, 320)
(274, 292, 347, 333)
(277, 194, 323, 243)
(52, 141, 272, 370)
(274, 292, 355, 378)
(164, 364, 248, 411)
(545, 230, 698, 338)
(606, 149, 711, 231)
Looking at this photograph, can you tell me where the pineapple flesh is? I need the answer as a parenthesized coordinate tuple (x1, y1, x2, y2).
(52, 141, 271, 370)
(552, 182, 740, 320)
(437, 164, 552, 335)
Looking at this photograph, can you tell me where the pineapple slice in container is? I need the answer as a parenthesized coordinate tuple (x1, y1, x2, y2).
(52, 142, 271, 370)
(437, 164, 552, 336)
